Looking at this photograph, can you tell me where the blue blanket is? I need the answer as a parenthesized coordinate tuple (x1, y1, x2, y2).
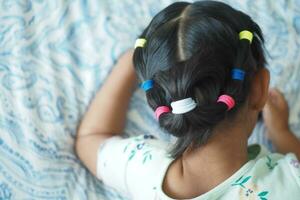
(0, 0, 299, 199)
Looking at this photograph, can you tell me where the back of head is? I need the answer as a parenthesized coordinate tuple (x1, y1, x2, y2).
(133, 1, 266, 158)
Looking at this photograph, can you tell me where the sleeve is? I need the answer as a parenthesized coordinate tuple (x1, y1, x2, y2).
(97, 135, 173, 198)
(286, 153, 300, 188)
(97, 136, 129, 195)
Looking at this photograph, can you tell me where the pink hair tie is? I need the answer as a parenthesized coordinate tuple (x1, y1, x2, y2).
(155, 106, 171, 120)
(217, 95, 235, 111)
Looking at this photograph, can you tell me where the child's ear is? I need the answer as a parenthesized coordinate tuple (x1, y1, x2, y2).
(248, 68, 270, 111)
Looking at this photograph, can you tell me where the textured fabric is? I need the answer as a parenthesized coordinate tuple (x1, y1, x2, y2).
(0, 0, 299, 199)
(97, 135, 300, 200)
(97, 135, 173, 200)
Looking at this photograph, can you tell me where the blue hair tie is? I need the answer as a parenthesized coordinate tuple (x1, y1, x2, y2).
(232, 69, 245, 81)
(141, 80, 154, 91)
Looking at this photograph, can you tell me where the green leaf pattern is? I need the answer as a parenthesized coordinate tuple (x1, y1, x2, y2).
(266, 156, 278, 170)
(123, 135, 155, 164)
(231, 176, 252, 188)
(258, 191, 269, 197)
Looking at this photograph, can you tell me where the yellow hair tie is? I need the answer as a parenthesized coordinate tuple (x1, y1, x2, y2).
(134, 38, 147, 48)
(239, 30, 253, 43)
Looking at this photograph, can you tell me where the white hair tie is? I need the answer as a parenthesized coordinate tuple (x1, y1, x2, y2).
(171, 97, 197, 114)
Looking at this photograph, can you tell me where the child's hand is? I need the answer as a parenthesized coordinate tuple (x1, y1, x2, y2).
(262, 88, 290, 141)
(263, 88, 300, 158)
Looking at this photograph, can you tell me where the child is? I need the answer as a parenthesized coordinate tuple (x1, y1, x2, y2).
(76, 1, 300, 199)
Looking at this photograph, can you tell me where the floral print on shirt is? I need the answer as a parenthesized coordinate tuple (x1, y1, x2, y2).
(290, 159, 300, 169)
(232, 176, 269, 200)
(266, 156, 278, 170)
(123, 134, 156, 164)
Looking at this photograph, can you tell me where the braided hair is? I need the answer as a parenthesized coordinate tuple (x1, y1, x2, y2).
(133, 1, 266, 158)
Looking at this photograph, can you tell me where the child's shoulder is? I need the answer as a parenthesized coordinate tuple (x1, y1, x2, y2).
(237, 145, 300, 199)
(97, 134, 173, 199)
(248, 144, 299, 176)
(249, 144, 299, 169)
(120, 134, 173, 163)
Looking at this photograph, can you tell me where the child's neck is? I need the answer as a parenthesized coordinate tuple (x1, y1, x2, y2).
(163, 124, 250, 199)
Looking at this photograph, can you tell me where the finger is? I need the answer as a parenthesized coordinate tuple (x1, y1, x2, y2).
(270, 88, 288, 107)
(262, 103, 271, 116)
(269, 88, 284, 104)
(265, 89, 276, 106)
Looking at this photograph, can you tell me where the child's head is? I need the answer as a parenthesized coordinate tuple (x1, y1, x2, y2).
(133, 1, 268, 158)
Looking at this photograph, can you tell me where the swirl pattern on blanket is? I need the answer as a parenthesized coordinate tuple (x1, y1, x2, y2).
(0, 0, 299, 199)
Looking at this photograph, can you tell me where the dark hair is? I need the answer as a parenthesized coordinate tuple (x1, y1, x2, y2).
(133, 1, 266, 158)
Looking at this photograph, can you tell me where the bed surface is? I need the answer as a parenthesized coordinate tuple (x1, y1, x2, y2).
(0, 0, 299, 199)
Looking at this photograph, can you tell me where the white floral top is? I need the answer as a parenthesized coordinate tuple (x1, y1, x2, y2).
(97, 135, 300, 200)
